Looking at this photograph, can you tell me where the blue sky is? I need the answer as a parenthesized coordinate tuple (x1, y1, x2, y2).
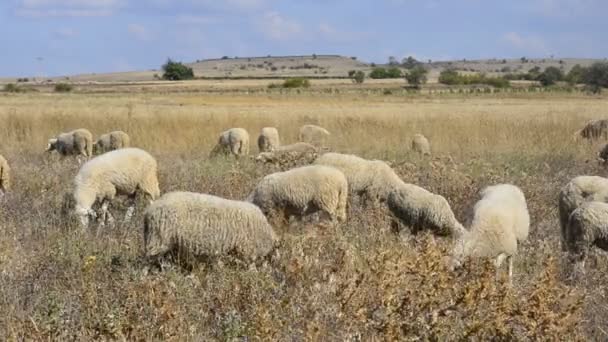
(1, 0, 606, 77)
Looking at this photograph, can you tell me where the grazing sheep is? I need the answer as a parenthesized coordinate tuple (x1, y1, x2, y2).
(93, 130, 131, 154)
(247, 165, 348, 222)
(451, 184, 530, 284)
(314, 152, 404, 202)
(388, 183, 466, 237)
(144, 191, 279, 264)
(559, 176, 608, 250)
(73, 148, 160, 227)
(564, 201, 608, 271)
(255, 142, 317, 164)
(46, 128, 93, 162)
(210, 128, 250, 157)
(257, 127, 280, 152)
(411, 134, 431, 156)
(299, 124, 330, 147)
(0, 154, 9, 197)
(598, 144, 608, 165)
(575, 119, 608, 141)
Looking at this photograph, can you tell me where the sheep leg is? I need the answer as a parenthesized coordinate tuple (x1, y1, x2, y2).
(124, 206, 135, 222)
(507, 256, 513, 286)
(99, 200, 110, 227)
(494, 254, 507, 280)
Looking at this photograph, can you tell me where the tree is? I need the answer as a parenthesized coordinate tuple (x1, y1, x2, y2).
(386, 67, 403, 78)
(388, 56, 399, 65)
(566, 64, 587, 85)
(405, 65, 428, 88)
(583, 62, 608, 93)
(402, 56, 421, 69)
(162, 59, 194, 81)
(438, 69, 460, 85)
(348, 70, 365, 84)
(369, 68, 388, 79)
(537, 66, 563, 86)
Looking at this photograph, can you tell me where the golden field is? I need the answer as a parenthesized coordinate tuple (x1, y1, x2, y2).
(1, 86, 608, 339)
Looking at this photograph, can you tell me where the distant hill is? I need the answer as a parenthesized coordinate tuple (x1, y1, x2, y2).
(1, 55, 605, 83)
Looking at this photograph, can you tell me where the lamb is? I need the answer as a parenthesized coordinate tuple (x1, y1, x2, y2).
(314, 152, 404, 202)
(450, 184, 530, 284)
(564, 201, 608, 271)
(46, 128, 93, 162)
(247, 165, 348, 222)
(144, 191, 279, 264)
(387, 183, 466, 237)
(299, 124, 330, 147)
(558, 176, 608, 250)
(210, 128, 250, 157)
(255, 142, 317, 163)
(0, 154, 9, 197)
(93, 130, 131, 154)
(73, 148, 160, 227)
(257, 127, 280, 152)
(575, 119, 608, 141)
(411, 134, 431, 156)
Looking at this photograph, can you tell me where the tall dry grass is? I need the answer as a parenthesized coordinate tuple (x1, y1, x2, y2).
(1, 91, 607, 339)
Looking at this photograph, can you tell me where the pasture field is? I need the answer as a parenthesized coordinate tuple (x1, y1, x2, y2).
(1, 88, 608, 339)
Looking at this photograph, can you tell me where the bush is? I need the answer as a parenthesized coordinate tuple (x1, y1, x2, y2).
(438, 69, 460, 85)
(404, 66, 428, 88)
(348, 70, 365, 84)
(583, 62, 608, 93)
(369, 68, 388, 79)
(537, 66, 564, 86)
(386, 67, 403, 78)
(3, 83, 23, 93)
(369, 67, 402, 79)
(162, 59, 194, 81)
(566, 64, 586, 85)
(402, 56, 422, 69)
(282, 78, 310, 88)
(438, 70, 509, 88)
(54, 83, 73, 93)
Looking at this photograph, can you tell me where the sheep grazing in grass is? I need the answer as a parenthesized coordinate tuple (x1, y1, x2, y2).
(387, 183, 466, 237)
(598, 144, 608, 165)
(450, 184, 530, 284)
(564, 201, 608, 273)
(247, 165, 348, 222)
(144, 191, 279, 266)
(299, 124, 330, 147)
(73, 148, 160, 227)
(257, 127, 280, 152)
(93, 130, 131, 154)
(314, 152, 404, 203)
(0, 154, 10, 197)
(210, 128, 250, 158)
(46, 128, 93, 162)
(559, 176, 608, 251)
(575, 119, 608, 141)
(255, 142, 317, 164)
(411, 134, 431, 156)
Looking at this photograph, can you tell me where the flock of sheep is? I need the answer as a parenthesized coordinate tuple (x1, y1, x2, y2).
(1, 120, 607, 283)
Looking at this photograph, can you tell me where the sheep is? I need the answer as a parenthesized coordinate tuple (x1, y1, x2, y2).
(598, 144, 608, 165)
(0, 154, 9, 197)
(314, 152, 404, 203)
(93, 130, 131, 154)
(247, 165, 348, 222)
(387, 183, 466, 238)
(255, 142, 317, 164)
(45, 128, 93, 162)
(575, 119, 608, 141)
(450, 184, 530, 284)
(411, 134, 431, 156)
(210, 128, 250, 158)
(558, 176, 608, 251)
(257, 127, 280, 152)
(299, 124, 330, 147)
(73, 148, 160, 227)
(564, 201, 608, 272)
(144, 191, 279, 265)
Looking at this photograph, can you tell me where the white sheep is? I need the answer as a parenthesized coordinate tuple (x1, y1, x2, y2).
(73, 147, 160, 227)
(210, 128, 250, 157)
(564, 201, 608, 272)
(257, 127, 280, 152)
(314, 152, 404, 203)
(247, 165, 348, 222)
(558, 176, 608, 250)
(411, 134, 431, 156)
(93, 130, 131, 154)
(255, 142, 317, 163)
(46, 128, 93, 162)
(144, 191, 279, 265)
(387, 183, 466, 237)
(0, 154, 10, 197)
(450, 184, 530, 284)
(574, 119, 608, 141)
(299, 124, 330, 147)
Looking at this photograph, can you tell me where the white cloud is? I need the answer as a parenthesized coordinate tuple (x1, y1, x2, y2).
(257, 11, 301, 41)
(16, 0, 125, 17)
(127, 24, 153, 42)
(503, 32, 550, 56)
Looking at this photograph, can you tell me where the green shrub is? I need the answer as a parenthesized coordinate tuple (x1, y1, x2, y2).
(54, 83, 73, 93)
(3, 83, 22, 93)
(162, 59, 195, 81)
(537, 66, 564, 86)
(583, 62, 608, 93)
(438, 70, 510, 88)
(348, 70, 365, 84)
(404, 66, 428, 88)
(282, 78, 310, 88)
(369, 68, 388, 79)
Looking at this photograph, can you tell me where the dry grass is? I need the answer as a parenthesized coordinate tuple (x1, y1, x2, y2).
(1, 90, 608, 339)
